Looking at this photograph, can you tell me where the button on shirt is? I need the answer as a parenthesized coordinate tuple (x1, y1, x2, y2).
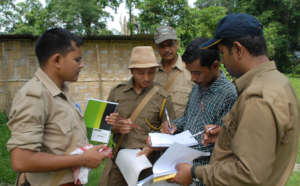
(154, 55, 193, 118)
(7, 68, 88, 186)
(173, 72, 237, 163)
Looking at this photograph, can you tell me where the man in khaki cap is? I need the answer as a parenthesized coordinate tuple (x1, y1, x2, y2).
(154, 26, 193, 118)
(6, 28, 111, 186)
(99, 46, 175, 186)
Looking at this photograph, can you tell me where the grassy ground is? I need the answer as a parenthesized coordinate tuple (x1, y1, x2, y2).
(1, 75, 300, 185)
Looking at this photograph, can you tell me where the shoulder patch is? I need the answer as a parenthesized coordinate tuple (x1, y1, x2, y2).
(25, 79, 42, 98)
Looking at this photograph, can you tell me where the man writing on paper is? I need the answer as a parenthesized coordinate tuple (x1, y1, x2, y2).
(6, 28, 111, 186)
(174, 13, 300, 186)
(99, 46, 175, 186)
(161, 38, 237, 186)
(154, 26, 193, 118)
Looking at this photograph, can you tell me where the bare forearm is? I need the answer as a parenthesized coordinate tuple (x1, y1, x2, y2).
(11, 148, 84, 172)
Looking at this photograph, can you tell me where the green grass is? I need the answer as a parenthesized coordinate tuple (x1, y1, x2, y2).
(1, 75, 300, 185)
(0, 114, 16, 184)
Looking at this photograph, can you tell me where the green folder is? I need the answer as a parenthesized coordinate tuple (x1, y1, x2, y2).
(84, 99, 118, 143)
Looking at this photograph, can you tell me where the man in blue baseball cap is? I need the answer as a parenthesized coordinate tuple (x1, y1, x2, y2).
(173, 13, 300, 186)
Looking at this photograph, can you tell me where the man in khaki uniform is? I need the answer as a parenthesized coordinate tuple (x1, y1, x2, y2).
(99, 46, 175, 186)
(154, 26, 193, 118)
(6, 28, 111, 186)
(174, 14, 300, 186)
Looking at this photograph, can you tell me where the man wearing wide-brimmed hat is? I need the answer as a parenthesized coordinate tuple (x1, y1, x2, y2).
(99, 46, 175, 186)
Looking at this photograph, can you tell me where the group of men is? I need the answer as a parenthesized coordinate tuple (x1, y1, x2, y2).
(6, 13, 300, 186)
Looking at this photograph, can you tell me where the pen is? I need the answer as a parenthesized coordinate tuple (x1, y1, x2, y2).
(192, 126, 218, 137)
(164, 108, 172, 130)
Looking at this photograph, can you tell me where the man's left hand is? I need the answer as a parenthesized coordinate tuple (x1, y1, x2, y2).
(174, 163, 193, 186)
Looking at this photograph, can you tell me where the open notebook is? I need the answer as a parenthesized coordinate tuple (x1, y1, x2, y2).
(149, 130, 198, 147)
(115, 143, 210, 186)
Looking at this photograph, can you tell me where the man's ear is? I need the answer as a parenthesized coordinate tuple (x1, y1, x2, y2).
(48, 53, 62, 68)
(232, 41, 244, 58)
(212, 60, 220, 71)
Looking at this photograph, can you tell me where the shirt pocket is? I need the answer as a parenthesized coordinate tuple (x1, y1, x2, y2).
(44, 118, 73, 153)
(219, 113, 237, 149)
(171, 89, 190, 107)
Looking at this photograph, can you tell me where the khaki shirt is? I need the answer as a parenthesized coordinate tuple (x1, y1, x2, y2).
(7, 68, 88, 186)
(195, 61, 300, 186)
(154, 55, 193, 118)
(108, 78, 175, 150)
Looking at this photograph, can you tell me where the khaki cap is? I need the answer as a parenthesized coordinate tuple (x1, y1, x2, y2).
(128, 46, 160, 69)
(154, 26, 178, 44)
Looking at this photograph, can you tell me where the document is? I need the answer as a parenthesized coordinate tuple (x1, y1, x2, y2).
(84, 99, 118, 143)
(149, 130, 198, 147)
(136, 143, 210, 185)
(115, 149, 152, 186)
(152, 143, 210, 180)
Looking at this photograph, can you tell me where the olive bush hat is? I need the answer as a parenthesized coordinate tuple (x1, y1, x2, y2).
(154, 26, 178, 44)
(128, 46, 160, 69)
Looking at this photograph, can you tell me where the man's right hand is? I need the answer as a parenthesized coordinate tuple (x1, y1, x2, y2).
(82, 145, 112, 168)
(160, 121, 176, 134)
(106, 113, 138, 134)
(202, 124, 221, 146)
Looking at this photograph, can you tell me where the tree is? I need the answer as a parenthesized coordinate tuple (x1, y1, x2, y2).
(231, 0, 300, 72)
(134, 0, 189, 33)
(0, 0, 122, 36)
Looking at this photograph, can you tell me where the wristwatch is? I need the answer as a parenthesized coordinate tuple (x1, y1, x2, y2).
(191, 165, 200, 182)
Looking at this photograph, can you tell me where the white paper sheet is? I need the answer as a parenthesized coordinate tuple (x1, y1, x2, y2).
(153, 143, 210, 178)
(115, 149, 152, 186)
(149, 130, 198, 147)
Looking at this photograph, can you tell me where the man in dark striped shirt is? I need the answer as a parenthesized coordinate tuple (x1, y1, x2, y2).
(161, 38, 237, 186)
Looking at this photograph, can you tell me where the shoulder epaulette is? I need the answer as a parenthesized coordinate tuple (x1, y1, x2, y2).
(25, 79, 42, 98)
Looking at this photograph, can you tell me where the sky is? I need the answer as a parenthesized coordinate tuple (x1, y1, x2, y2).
(16, 0, 197, 33)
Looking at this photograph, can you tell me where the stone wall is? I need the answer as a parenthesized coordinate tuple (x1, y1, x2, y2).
(0, 35, 157, 113)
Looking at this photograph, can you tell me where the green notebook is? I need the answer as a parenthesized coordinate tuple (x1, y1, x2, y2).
(84, 99, 118, 144)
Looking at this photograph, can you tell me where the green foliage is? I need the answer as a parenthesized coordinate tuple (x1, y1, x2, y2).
(0, 112, 8, 125)
(134, 0, 189, 33)
(176, 6, 227, 47)
(293, 64, 300, 76)
(0, 123, 16, 184)
(0, 0, 122, 35)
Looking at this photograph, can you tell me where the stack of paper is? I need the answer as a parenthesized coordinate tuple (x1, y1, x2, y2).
(149, 130, 198, 147)
(115, 149, 152, 186)
(151, 143, 210, 182)
(116, 143, 210, 186)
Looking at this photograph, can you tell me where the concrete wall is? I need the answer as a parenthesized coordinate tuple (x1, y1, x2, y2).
(0, 36, 157, 113)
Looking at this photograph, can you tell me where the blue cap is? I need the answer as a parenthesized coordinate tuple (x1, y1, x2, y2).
(201, 13, 263, 49)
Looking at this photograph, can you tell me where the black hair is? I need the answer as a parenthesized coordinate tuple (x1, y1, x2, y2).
(221, 35, 267, 56)
(182, 37, 220, 67)
(35, 28, 83, 66)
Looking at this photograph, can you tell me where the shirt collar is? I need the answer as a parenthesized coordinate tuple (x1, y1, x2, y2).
(122, 77, 154, 93)
(234, 61, 276, 95)
(158, 54, 185, 72)
(35, 68, 69, 97)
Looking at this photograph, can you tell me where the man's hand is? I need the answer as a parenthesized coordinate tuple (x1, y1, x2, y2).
(160, 121, 176, 134)
(136, 146, 153, 157)
(106, 113, 138, 134)
(82, 145, 112, 168)
(173, 163, 192, 186)
(202, 124, 221, 146)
